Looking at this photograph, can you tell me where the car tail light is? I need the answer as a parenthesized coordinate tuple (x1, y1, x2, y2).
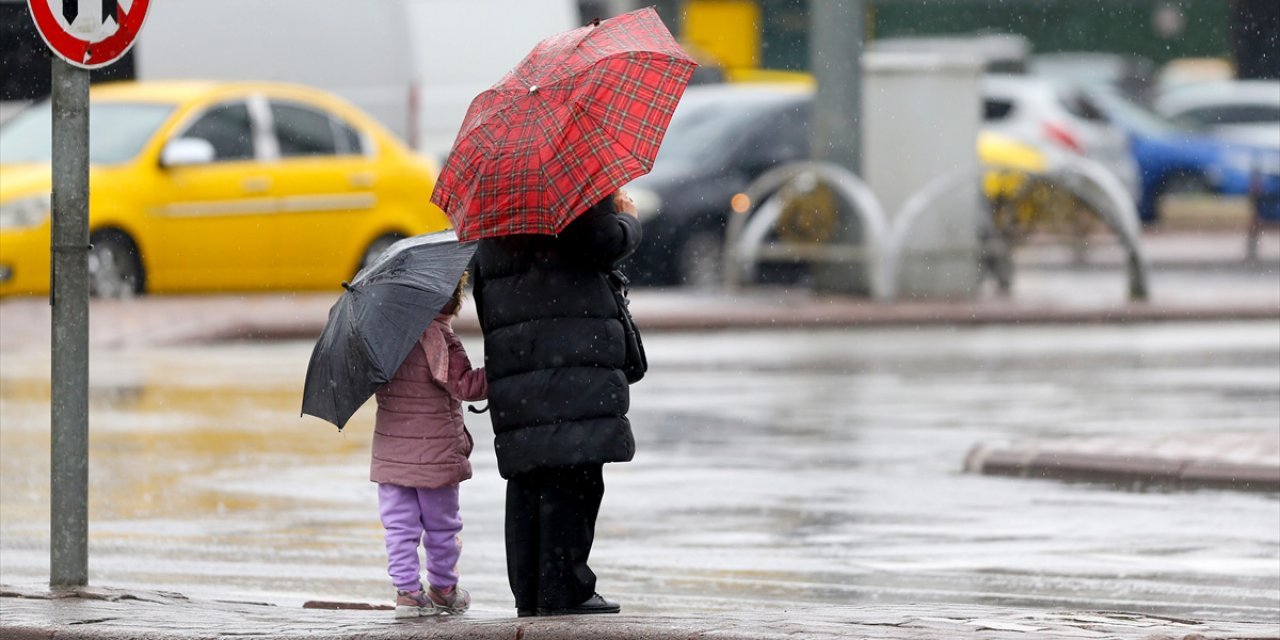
(1043, 121, 1082, 153)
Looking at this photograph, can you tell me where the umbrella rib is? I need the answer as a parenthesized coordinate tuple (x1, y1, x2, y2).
(526, 50, 628, 95)
(346, 293, 384, 386)
(572, 94, 645, 168)
(532, 51, 675, 166)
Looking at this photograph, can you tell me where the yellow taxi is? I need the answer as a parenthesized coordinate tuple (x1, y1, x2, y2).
(979, 129, 1049, 197)
(0, 81, 450, 297)
(978, 129, 1100, 239)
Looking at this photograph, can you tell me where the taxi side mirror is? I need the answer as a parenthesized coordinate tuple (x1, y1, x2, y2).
(161, 138, 216, 167)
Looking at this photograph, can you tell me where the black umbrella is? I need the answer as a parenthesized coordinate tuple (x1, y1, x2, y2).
(302, 231, 476, 429)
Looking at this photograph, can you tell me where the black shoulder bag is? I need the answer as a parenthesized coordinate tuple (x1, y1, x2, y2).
(606, 269, 647, 384)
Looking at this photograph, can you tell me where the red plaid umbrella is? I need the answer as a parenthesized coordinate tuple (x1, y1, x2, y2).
(430, 7, 697, 241)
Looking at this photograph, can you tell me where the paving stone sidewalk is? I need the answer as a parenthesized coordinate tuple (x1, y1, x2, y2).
(2, 585, 1278, 640)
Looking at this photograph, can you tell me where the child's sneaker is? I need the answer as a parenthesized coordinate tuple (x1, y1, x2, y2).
(428, 585, 470, 614)
(394, 589, 437, 619)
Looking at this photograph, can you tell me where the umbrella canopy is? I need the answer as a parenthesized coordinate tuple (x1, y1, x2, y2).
(430, 7, 697, 241)
(301, 231, 476, 429)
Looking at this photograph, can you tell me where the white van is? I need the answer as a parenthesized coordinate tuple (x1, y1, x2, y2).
(135, 0, 580, 157)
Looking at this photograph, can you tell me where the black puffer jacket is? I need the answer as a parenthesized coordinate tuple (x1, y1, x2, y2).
(472, 200, 643, 479)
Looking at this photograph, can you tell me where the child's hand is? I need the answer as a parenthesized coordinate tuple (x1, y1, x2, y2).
(613, 191, 638, 218)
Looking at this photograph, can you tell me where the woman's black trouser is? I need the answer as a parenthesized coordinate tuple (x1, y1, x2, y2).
(505, 464, 604, 612)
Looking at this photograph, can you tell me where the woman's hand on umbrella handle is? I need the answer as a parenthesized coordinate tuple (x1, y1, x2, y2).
(614, 190, 638, 218)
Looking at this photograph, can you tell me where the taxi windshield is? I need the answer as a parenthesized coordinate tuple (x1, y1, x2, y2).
(0, 101, 175, 164)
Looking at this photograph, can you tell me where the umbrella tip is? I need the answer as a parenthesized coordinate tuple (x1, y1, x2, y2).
(591, 17, 600, 26)
(341, 281, 353, 291)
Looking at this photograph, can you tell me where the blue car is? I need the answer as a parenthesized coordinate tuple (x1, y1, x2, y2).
(1087, 88, 1280, 222)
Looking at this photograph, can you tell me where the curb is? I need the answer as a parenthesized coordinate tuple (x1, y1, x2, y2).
(627, 303, 1280, 332)
(2, 277, 1278, 352)
(965, 443, 1280, 492)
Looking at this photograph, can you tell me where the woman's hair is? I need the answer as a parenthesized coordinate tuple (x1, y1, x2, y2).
(442, 270, 470, 316)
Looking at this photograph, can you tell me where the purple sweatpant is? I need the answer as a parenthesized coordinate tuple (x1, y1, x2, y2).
(377, 483, 462, 592)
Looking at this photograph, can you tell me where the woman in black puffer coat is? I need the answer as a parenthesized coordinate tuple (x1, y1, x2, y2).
(471, 191, 641, 617)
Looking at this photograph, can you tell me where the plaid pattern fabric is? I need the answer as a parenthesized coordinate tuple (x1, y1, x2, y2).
(431, 7, 698, 241)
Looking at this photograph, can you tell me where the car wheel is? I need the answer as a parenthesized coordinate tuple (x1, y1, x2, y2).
(355, 233, 406, 276)
(1160, 172, 1213, 197)
(675, 227, 724, 289)
(1154, 172, 1214, 222)
(88, 231, 144, 298)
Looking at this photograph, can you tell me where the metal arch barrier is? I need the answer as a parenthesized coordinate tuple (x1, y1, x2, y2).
(880, 166, 983, 301)
(723, 161, 892, 299)
(1049, 153, 1150, 301)
(881, 155, 1150, 302)
(725, 157, 1150, 302)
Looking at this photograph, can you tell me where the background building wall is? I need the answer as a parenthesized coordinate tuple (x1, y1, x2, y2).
(871, 0, 1232, 67)
(653, 0, 1246, 75)
(1232, 0, 1279, 79)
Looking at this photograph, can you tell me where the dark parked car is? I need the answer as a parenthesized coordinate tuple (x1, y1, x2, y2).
(621, 84, 811, 286)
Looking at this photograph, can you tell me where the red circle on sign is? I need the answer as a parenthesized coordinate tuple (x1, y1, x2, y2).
(27, 0, 151, 69)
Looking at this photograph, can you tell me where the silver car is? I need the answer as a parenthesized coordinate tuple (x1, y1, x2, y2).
(1155, 80, 1280, 149)
(983, 74, 1141, 199)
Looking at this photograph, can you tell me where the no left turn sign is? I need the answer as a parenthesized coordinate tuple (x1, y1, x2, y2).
(27, 0, 151, 69)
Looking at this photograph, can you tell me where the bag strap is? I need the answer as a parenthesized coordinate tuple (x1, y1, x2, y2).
(607, 269, 630, 297)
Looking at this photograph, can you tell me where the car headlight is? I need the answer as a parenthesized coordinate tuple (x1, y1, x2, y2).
(627, 187, 662, 222)
(0, 194, 52, 229)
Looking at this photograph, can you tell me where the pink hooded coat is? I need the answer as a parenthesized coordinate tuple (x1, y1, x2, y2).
(370, 314, 487, 488)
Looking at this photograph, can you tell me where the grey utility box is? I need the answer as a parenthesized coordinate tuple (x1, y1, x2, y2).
(863, 51, 984, 299)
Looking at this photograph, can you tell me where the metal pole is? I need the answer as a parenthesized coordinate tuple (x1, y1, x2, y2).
(810, 0, 864, 175)
(1245, 160, 1262, 262)
(809, 0, 868, 294)
(50, 57, 91, 589)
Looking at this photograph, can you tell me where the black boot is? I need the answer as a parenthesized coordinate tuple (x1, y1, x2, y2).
(537, 593, 621, 616)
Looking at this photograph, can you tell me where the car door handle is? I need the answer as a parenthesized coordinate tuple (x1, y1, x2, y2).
(348, 172, 375, 189)
(243, 176, 272, 193)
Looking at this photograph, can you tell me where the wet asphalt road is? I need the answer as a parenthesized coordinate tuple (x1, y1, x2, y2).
(1, 322, 1277, 622)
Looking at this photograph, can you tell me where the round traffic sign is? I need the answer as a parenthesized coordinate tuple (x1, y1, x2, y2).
(27, 0, 151, 70)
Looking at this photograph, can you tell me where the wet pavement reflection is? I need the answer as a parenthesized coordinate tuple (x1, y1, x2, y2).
(1, 323, 1277, 621)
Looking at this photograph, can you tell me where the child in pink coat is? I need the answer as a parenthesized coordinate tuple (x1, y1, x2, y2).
(371, 276, 486, 618)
